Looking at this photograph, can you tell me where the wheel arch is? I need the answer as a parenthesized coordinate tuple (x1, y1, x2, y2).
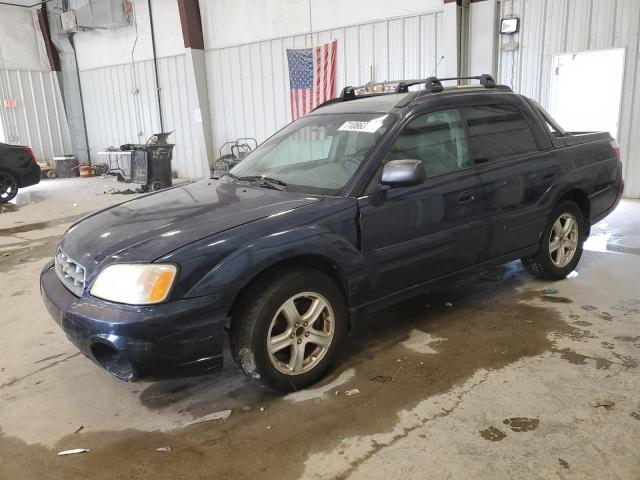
(555, 188, 591, 237)
(226, 253, 353, 331)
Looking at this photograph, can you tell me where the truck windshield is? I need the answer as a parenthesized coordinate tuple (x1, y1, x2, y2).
(228, 113, 396, 195)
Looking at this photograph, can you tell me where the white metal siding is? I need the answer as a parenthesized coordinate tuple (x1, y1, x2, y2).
(206, 11, 443, 155)
(157, 54, 210, 179)
(0, 69, 72, 162)
(79, 54, 210, 179)
(80, 61, 160, 157)
(497, 0, 640, 198)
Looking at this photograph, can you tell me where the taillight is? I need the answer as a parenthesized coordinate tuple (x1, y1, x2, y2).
(610, 139, 620, 160)
(24, 146, 37, 164)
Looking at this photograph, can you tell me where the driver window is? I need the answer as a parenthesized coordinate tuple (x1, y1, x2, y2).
(344, 132, 376, 157)
(385, 109, 471, 177)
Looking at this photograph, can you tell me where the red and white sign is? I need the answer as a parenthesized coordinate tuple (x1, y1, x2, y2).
(3, 98, 16, 109)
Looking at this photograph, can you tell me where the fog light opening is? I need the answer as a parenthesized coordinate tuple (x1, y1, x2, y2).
(91, 342, 134, 381)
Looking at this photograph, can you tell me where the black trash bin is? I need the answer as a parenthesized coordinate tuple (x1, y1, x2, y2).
(130, 144, 174, 192)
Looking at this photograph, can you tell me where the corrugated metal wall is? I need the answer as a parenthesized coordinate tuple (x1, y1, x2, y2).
(0, 69, 72, 162)
(497, 0, 640, 198)
(206, 11, 443, 154)
(79, 54, 209, 179)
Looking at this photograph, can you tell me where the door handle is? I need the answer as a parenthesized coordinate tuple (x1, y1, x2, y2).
(457, 190, 477, 204)
(543, 168, 558, 180)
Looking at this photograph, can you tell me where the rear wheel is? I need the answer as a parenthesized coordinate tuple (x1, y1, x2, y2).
(0, 170, 18, 203)
(522, 200, 585, 280)
(230, 267, 347, 392)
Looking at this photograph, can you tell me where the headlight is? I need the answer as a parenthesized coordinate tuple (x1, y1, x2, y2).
(90, 264, 177, 305)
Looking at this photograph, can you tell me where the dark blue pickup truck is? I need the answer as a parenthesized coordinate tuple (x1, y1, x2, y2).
(41, 75, 623, 391)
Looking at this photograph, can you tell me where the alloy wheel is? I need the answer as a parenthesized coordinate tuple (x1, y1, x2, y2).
(266, 292, 335, 375)
(549, 212, 579, 268)
(0, 171, 18, 201)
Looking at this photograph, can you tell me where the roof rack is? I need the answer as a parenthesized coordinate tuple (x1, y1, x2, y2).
(423, 74, 497, 93)
(338, 73, 505, 101)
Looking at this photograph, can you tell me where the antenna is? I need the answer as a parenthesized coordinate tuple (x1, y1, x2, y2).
(432, 56, 445, 76)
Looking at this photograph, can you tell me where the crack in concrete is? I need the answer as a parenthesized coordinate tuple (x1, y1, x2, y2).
(0, 353, 81, 390)
(334, 371, 490, 480)
(34, 352, 68, 365)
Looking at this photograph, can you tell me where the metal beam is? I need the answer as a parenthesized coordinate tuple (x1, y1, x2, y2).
(36, 5, 60, 71)
(177, 0, 204, 50)
(148, 0, 165, 132)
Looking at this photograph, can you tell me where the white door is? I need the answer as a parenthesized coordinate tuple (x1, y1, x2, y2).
(549, 48, 625, 138)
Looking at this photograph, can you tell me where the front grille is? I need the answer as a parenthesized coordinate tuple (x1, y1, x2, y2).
(55, 248, 86, 296)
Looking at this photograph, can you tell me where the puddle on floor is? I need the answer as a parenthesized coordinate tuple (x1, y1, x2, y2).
(0, 235, 60, 273)
(586, 225, 640, 256)
(0, 203, 19, 214)
(0, 214, 84, 236)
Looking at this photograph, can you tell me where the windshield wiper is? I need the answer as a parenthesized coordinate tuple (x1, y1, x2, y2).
(235, 175, 288, 191)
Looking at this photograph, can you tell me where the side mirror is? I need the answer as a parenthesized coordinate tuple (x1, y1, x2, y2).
(380, 159, 425, 188)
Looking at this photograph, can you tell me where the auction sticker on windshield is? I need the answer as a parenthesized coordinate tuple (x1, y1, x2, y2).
(338, 115, 388, 134)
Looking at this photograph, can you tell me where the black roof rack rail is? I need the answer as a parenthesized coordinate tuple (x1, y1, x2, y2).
(342, 74, 499, 97)
(340, 78, 432, 100)
(424, 74, 497, 92)
(340, 86, 356, 100)
(328, 74, 507, 108)
(340, 80, 404, 100)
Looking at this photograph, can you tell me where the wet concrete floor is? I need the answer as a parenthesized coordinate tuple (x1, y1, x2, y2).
(1, 179, 639, 479)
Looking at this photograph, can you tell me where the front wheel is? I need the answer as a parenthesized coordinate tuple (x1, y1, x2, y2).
(522, 200, 585, 280)
(230, 267, 347, 392)
(0, 170, 19, 203)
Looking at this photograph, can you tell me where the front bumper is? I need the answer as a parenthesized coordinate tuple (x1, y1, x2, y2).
(40, 261, 226, 381)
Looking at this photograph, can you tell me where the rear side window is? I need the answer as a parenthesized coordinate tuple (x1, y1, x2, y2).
(385, 109, 471, 177)
(462, 104, 538, 162)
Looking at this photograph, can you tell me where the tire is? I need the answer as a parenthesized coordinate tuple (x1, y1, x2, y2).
(522, 200, 585, 280)
(0, 170, 19, 203)
(230, 266, 348, 392)
(46, 169, 57, 179)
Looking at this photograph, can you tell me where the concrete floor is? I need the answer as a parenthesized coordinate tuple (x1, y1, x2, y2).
(1, 177, 639, 479)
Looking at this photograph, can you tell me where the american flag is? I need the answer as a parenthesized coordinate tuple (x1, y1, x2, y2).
(287, 40, 337, 121)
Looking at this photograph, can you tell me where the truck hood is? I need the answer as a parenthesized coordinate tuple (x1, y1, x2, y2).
(59, 180, 320, 275)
